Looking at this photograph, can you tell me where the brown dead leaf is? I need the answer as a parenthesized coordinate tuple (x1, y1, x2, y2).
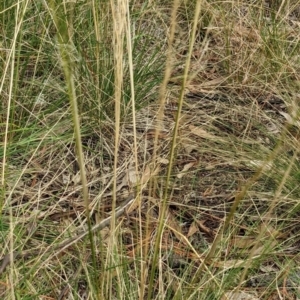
(182, 142, 198, 155)
(198, 77, 226, 87)
(194, 219, 215, 237)
(158, 157, 169, 164)
(127, 167, 139, 186)
(213, 259, 246, 269)
(177, 161, 197, 179)
(222, 291, 259, 300)
(252, 240, 278, 257)
(140, 165, 151, 184)
(140, 165, 161, 184)
(189, 125, 216, 139)
(187, 221, 199, 238)
(167, 211, 184, 242)
(232, 236, 256, 249)
(72, 172, 81, 185)
(258, 222, 284, 239)
(260, 264, 278, 274)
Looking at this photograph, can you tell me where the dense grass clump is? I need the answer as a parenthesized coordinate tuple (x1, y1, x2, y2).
(1, 0, 300, 299)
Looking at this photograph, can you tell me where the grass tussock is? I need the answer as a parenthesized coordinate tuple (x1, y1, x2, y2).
(1, 0, 300, 299)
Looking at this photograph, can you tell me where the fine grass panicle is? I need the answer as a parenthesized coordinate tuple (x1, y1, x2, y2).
(1, 0, 300, 299)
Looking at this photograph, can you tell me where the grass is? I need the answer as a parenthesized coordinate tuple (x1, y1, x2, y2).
(1, 0, 300, 299)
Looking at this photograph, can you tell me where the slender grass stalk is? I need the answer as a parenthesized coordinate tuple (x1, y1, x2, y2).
(91, 0, 101, 109)
(1, 1, 30, 299)
(47, 0, 98, 296)
(123, 1, 145, 298)
(1, 0, 28, 209)
(7, 7, 19, 300)
(147, 1, 202, 299)
(108, 0, 126, 297)
(146, 0, 180, 297)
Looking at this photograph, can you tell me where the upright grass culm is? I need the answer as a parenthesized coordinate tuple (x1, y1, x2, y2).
(106, 0, 125, 298)
(148, 1, 203, 299)
(123, 1, 145, 298)
(1, 1, 30, 299)
(47, 0, 98, 296)
(146, 0, 181, 297)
